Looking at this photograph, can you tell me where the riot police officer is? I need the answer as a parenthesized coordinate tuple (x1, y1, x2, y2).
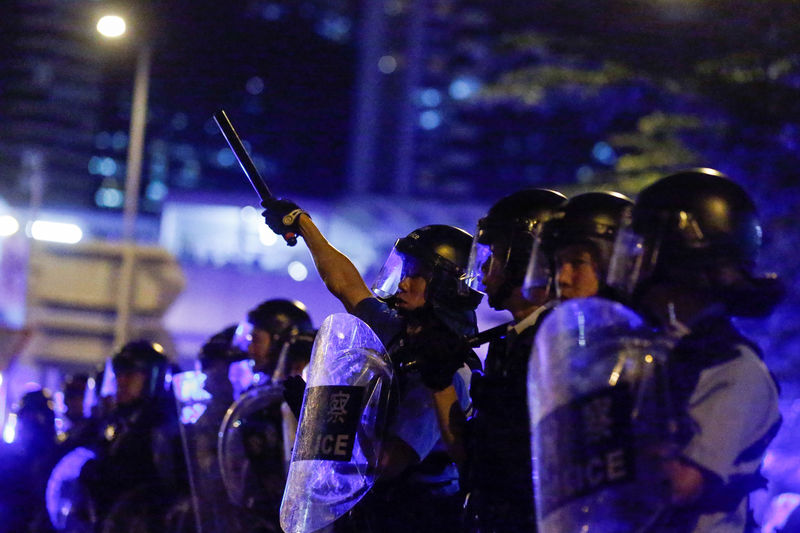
(457, 188, 566, 532)
(79, 340, 187, 533)
(236, 298, 314, 380)
(261, 198, 482, 533)
(222, 299, 315, 533)
(527, 190, 633, 301)
(0, 388, 59, 533)
(606, 168, 783, 532)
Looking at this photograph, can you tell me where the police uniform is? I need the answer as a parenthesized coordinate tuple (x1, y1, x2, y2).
(342, 296, 476, 533)
(467, 302, 553, 532)
(660, 315, 781, 533)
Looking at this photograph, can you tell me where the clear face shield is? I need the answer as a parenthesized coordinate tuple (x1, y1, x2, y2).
(606, 226, 653, 299)
(606, 208, 700, 299)
(371, 245, 429, 299)
(522, 226, 555, 299)
(463, 226, 505, 294)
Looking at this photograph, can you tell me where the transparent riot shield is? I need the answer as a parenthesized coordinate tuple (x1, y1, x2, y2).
(46, 446, 97, 532)
(174, 368, 247, 533)
(280, 313, 393, 533)
(218, 380, 286, 512)
(528, 297, 675, 533)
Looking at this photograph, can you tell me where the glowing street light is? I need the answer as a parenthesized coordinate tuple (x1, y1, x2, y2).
(96, 15, 126, 38)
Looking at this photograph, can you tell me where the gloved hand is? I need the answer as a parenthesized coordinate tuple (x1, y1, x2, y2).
(261, 197, 308, 245)
(406, 324, 475, 391)
(282, 375, 306, 419)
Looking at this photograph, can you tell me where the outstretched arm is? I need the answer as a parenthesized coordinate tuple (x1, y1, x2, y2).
(261, 198, 372, 313)
(296, 214, 372, 313)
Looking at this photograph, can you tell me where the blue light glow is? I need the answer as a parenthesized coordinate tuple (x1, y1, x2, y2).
(95, 187, 124, 208)
(217, 148, 236, 167)
(95, 131, 112, 150)
(576, 165, 595, 183)
(246, 77, 265, 95)
(316, 15, 351, 42)
(171, 113, 189, 131)
(592, 141, 617, 165)
(449, 76, 482, 100)
(378, 55, 398, 74)
(146, 181, 168, 202)
(111, 131, 128, 151)
(88, 156, 118, 176)
(419, 88, 442, 107)
(261, 3, 284, 20)
(419, 110, 442, 130)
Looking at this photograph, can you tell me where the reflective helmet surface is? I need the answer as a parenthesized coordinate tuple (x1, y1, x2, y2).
(524, 191, 632, 296)
(465, 189, 566, 294)
(607, 168, 779, 315)
(246, 299, 313, 339)
(111, 340, 170, 400)
(199, 324, 248, 371)
(372, 224, 482, 309)
(633, 168, 760, 264)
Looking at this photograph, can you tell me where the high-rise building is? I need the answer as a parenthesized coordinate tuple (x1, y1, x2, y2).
(0, 0, 104, 209)
(347, 0, 494, 198)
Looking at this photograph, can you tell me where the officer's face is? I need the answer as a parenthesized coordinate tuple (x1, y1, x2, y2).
(115, 370, 146, 406)
(249, 328, 275, 373)
(481, 242, 509, 308)
(555, 244, 600, 300)
(396, 275, 428, 311)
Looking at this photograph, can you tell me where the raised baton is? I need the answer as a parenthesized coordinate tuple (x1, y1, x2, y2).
(213, 109, 298, 246)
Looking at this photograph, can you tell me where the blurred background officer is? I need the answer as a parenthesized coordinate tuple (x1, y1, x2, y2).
(0, 388, 59, 533)
(78, 340, 187, 533)
(607, 168, 783, 532)
(262, 197, 481, 533)
(459, 188, 566, 532)
(57, 373, 98, 451)
(222, 299, 315, 532)
(236, 298, 315, 380)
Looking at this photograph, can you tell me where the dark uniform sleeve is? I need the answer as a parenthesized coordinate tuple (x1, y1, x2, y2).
(351, 297, 403, 348)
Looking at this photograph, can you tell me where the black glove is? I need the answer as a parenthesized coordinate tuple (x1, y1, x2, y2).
(260, 197, 308, 245)
(282, 375, 306, 419)
(406, 324, 475, 391)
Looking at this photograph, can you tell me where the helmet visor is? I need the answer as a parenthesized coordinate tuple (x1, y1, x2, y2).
(522, 227, 554, 299)
(464, 228, 494, 293)
(607, 225, 655, 298)
(371, 247, 406, 299)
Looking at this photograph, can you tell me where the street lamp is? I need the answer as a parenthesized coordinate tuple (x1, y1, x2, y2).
(97, 14, 151, 347)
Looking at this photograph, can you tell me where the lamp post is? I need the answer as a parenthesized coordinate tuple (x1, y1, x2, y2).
(97, 15, 151, 347)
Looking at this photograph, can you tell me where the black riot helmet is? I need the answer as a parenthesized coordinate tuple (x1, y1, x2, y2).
(233, 299, 314, 366)
(607, 168, 783, 316)
(465, 189, 566, 307)
(199, 324, 249, 371)
(111, 340, 170, 401)
(524, 191, 632, 297)
(16, 389, 56, 436)
(372, 224, 483, 310)
(247, 299, 312, 339)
